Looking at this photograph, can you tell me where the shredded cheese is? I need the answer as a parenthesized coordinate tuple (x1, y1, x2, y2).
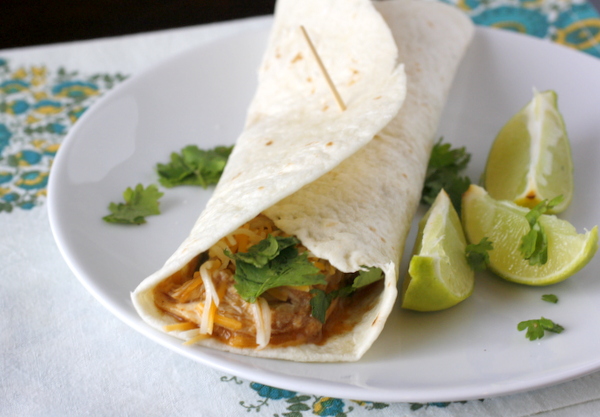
(252, 297, 272, 349)
(216, 280, 228, 299)
(207, 299, 218, 333)
(230, 227, 262, 240)
(199, 261, 220, 334)
(225, 234, 237, 246)
(235, 234, 250, 253)
(215, 315, 243, 331)
(183, 333, 211, 346)
(163, 322, 197, 332)
(195, 299, 243, 331)
(288, 285, 311, 292)
(170, 276, 203, 302)
(259, 298, 272, 349)
(209, 242, 230, 269)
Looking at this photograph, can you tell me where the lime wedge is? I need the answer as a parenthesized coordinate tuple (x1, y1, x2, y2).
(402, 190, 474, 311)
(462, 185, 598, 285)
(483, 89, 573, 213)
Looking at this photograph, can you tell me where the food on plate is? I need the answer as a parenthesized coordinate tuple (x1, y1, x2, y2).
(465, 237, 493, 272)
(483, 90, 573, 214)
(421, 137, 471, 213)
(541, 294, 558, 303)
(401, 190, 474, 312)
(156, 144, 233, 189)
(103, 184, 163, 225)
(517, 317, 564, 341)
(519, 195, 565, 266)
(132, 0, 474, 361)
(461, 185, 597, 286)
(103, 145, 231, 225)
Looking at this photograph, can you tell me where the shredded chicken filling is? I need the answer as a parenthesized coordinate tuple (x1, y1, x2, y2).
(154, 214, 354, 349)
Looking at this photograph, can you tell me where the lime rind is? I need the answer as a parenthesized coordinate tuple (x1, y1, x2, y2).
(517, 90, 572, 212)
(403, 256, 471, 311)
(462, 185, 598, 285)
(484, 90, 573, 214)
(402, 190, 474, 312)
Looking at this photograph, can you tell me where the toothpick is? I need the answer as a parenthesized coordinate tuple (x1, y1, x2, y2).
(300, 25, 346, 112)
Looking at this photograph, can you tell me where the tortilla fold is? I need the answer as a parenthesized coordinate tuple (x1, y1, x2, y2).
(132, 0, 474, 362)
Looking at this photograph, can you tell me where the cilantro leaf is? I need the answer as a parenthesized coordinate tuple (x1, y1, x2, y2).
(519, 195, 564, 266)
(310, 267, 383, 323)
(465, 237, 494, 271)
(232, 235, 299, 268)
(421, 137, 471, 212)
(103, 184, 163, 225)
(226, 235, 326, 303)
(542, 294, 559, 304)
(520, 224, 547, 266)
(156, 145, 233, 188)
(309, 289, 331, 324)
(310, 286, 355, 323)
(517, 317, 564, 341)
(352, 267, 384, 289)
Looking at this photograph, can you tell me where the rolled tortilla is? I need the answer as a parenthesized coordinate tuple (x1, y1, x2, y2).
(132, 0, 474, 362)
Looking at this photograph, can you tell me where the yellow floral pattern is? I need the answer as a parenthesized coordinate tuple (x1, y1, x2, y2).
(445, 0, 600, 57)
(0, 59, 126, 211)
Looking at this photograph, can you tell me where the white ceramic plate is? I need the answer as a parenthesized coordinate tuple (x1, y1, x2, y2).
(48, 23, 600, 403)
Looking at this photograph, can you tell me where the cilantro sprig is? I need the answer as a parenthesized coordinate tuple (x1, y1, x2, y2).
(310, 267, 383, 323)
(225, 235, 326, 303)
(542, 294, 559, 304)
(465, 237, 494, 271)
(519, 195, 564, 266)
(227, 235, 385, 322)
(104, 144, 232, 224)
(103, 184, 164, 225)
(157, 145, 233, 188)
(517, 317, 564, 341)
(310, 286, 354, 323)
(422, 137, 471, 212)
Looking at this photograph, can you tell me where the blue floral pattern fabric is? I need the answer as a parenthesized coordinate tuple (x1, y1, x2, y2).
(221, 377, 392, 416)
(442, 0, 600, 57)
(0, 60, 126, 211)
(221, 377, 475, 415)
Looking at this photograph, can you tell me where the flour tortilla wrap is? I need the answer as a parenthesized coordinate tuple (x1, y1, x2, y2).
(132, 0, 474, 362)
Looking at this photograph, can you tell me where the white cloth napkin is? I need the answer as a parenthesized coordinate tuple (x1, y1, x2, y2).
(2, 16, 600, 417)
